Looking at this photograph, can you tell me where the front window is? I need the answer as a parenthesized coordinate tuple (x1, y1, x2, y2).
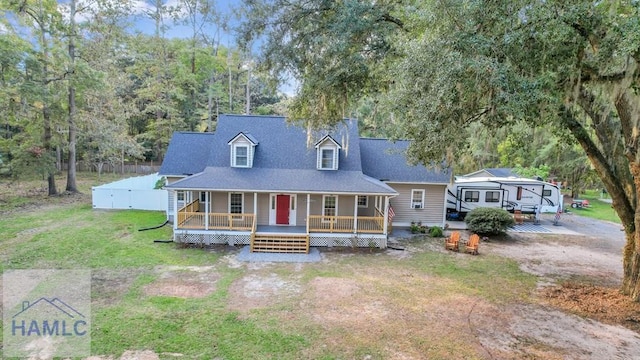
(357, 195, 368, 208)
(229, 193, 243, 214)
(234, 146, 248, 167)
(177, 191, 184, 201)
(323, 195, 337, 217)
(485, 191, 500, 203)
(464, 191, 479, 202)
(411, 189, 425, 209)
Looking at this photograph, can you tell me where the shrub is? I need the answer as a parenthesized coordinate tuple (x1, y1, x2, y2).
(465, 207, 515, 235)
(429, 226, 443, 237)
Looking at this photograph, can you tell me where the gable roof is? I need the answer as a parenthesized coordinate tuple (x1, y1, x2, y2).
(158, 132, 214, 176)
(227, 132, 259, 145)
(162, 115, 450, 193)
(464, 168, 518, 178)
(359, 139, 450, 184)
(314, 134, 341, 149)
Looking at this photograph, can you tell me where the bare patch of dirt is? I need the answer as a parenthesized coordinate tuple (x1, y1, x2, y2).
(92, 269, 144, 306)
(86, 349, 183, 360)
(227, 272, 301, 314)
(143, 266, 220, 298)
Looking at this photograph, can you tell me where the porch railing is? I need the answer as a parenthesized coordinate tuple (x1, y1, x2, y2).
(177, 211, 255, 231)
(308, 215, 384, 234)
(177, 199, 200, 227)
(208, 213, 254, 230)
(177, 208, 383, 234)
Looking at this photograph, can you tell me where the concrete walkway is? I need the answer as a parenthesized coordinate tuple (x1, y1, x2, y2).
(236, 246, 323, 263)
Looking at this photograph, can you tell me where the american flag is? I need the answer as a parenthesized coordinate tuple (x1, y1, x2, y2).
(388, 205, 395, 221)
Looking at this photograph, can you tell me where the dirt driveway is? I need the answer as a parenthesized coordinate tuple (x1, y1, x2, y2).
(473, 213, 640, 359)
(225, 213, 640, 359)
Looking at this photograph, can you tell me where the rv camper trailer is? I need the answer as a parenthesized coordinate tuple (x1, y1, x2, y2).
(446, 177, 562, 220)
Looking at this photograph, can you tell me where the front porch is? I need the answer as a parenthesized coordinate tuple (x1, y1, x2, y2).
(174, 194, 392, 253)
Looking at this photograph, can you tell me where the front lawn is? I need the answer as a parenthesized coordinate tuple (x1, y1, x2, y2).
(0, 198, 538, 359)
(566, 189, 620, 224)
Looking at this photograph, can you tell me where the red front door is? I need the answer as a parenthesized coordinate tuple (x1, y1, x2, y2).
(276, 195, 290, 225)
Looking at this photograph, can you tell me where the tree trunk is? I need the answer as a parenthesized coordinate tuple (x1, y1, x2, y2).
(560, 104, 638, 300)
(65, 0, 79, 193)
(621, 162, 640, 300)
(614, 88, 640, 300)
(43, 103, 57, 196)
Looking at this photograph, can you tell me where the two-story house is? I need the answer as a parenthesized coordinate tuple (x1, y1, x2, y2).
(160, 114, 449, 253)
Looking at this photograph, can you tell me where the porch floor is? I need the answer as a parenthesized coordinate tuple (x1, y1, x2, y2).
(256, 225, 307, 234)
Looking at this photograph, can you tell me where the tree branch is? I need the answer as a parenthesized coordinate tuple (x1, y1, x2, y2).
(559, 105, 635, 227)
(378, 13, 404, 29)
(463, 108, 490, 125)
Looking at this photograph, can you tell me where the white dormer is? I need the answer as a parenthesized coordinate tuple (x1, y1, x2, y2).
(315, 135, 341, 170)
(228, 132, 258, 168)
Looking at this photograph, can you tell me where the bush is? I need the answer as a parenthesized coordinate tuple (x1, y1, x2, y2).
(465, 207, 515, 235)
(429, 226, 443, 237)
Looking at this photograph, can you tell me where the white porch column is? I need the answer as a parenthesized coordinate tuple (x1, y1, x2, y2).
(353, 195, 358, 234)
(204, 191, 209, 230)
(383, 196, 389, 235)
(173, 190, 178, 230)
(306, 193, 311, 233)
(254, 193, 258, 230)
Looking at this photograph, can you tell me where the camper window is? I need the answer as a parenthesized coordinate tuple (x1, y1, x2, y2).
(486, 191, 500, 202)
(543, 189, 552, 197)
(464, 191, 479, 202)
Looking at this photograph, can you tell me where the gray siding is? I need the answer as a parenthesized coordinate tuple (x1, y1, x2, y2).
(257, 193, 269, 225)
(388, 183, 446, 227)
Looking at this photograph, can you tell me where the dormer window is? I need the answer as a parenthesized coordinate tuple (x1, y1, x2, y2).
(315, 135, 341, 170)
(234, 145, 249, 167)
(321, 148, 335, 169)
(228, 132, 258, 168)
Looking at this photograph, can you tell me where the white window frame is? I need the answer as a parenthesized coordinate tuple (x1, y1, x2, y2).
(229, 192, 244, 214)
(318, 145, 338, 170)
(357, 195, 368, 208)
(232, 144, 250, 168)
(322, 195, 338, 221)
(411, 189, 425, 209)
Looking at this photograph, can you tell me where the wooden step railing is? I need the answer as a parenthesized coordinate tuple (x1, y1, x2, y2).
(251, 233, 310, 254)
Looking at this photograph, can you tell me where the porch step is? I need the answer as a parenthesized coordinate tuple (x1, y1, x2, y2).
(251, 233, 310, 254)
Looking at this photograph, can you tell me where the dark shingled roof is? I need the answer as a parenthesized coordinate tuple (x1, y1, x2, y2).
(464, 168, 518, 178)
(359, 138, 450, 184)
(484, 168, 518, 177)
(162, 115, 449, 192)
(206, 115, 362, 171)
(167, 167, 396, 194)
(158, 132, 214, 176)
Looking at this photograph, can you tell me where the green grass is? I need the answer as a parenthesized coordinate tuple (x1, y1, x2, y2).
(0, 190, 539, 359)
(0, 206, 216, 270)
(567, 189, 620, 224)
(398, 238, 537, 303)
(92, 272, 308, 359)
